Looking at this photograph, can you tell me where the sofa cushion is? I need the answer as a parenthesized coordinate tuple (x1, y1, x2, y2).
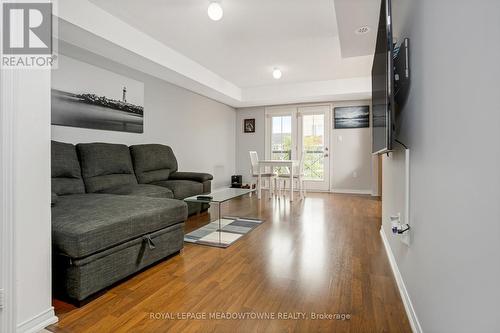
(52, 194, 187, 258)
(153, 180, 203, 199)
(168, 172, 213, 183)
(103, 184, 174, 199)
(130, 144, 178, 184)
(51, 141, 85, 195)
(77, 143, 138, 193)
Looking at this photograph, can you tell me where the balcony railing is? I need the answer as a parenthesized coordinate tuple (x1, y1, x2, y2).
(271, 148, 325, 180)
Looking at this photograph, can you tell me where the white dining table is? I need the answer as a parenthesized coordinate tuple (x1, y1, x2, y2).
(257, 159, 300, 201)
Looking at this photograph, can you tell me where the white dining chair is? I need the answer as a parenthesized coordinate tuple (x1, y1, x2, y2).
(249, 151, 277, 196)
(277, 151, 306, 199)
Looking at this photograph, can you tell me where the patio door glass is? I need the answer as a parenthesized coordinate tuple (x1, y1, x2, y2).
(298, 106, 330, 191)
(270, 115, 292, 174)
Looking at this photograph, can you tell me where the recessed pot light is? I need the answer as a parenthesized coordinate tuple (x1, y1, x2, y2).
(272, 68, 282, 79)
(208, 2, 223, 21)
(355, 26, 371, 35)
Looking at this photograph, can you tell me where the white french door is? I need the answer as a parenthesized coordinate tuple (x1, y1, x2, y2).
(265, 105, 330, 192)
(298, 106, 330, 191)
(265, 107, 297, 174)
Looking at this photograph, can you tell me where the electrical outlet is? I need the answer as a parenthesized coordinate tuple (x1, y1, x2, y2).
(352, 171, 357, 178)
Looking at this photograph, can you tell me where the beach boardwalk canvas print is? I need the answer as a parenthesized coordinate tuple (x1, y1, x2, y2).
(52, 55, 144, 133)
(334, 106, 370, 129)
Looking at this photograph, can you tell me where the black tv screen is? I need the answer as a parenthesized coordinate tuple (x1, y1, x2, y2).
(372, 0, 394, 154)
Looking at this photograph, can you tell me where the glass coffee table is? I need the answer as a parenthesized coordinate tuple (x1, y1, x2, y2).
(184, 188, 256, 248)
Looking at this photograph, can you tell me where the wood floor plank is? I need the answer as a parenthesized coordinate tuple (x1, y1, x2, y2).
(48, 192, 411, 333)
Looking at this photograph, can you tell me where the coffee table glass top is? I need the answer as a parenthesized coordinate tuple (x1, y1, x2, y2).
(184, 188, 255, 204)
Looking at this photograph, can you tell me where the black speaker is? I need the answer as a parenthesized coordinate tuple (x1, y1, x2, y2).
(231, 175, 242, 188)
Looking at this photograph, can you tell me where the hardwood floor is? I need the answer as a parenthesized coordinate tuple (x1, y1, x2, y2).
(48, 192, 411, 333)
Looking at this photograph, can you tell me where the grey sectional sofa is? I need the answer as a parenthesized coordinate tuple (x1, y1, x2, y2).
(51, 141, 212, 303)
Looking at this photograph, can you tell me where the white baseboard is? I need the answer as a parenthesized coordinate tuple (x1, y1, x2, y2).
(380, 228, 423, 333)
(17, 307, 58, 333)
(331, 188, 372, 195)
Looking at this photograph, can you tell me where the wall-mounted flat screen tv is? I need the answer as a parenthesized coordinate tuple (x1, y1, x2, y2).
(372, 0, 395, 154)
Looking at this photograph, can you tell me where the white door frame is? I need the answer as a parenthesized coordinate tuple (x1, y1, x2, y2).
(0, 67, 17, 333)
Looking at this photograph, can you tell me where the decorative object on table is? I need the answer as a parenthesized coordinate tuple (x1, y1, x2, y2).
(243, 118, 256, 133)
(333, 105, 369, 129)
(231, 175, 243, 188)
(184, 217, 263, 248)
(52, 55, 144, 133)
(196, 195, 213, 201)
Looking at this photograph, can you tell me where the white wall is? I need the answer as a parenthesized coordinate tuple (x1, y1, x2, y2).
(235, 101, 373, 193)
(382, 0, 500, 332)
(235, 107, 266, 183)
(52, 43, 236, 187)
(331, 100, 372, 193)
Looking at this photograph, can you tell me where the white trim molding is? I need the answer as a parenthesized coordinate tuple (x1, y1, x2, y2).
(0, 6, 15, 333)
(16, 307, 57, 333)
(1, 53, 57, 333)
(380, 228, 423, 333)
(1, 62, 16, 333)
(331, 189, 372, 195)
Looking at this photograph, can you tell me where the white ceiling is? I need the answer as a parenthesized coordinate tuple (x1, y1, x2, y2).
(88, 0, 374, 88)
(57, 0, 378, 107)
(334, 0, 380, 58)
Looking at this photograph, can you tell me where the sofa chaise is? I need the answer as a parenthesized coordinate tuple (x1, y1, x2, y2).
(51, 141, 213, 303)
(129, 144, 212, 215)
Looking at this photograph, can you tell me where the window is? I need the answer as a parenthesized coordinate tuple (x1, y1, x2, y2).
(302, 114, 325, 180)
(271, 115, 292, 174)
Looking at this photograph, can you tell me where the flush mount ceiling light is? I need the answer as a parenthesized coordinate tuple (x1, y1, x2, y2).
(355, 26, 371, 35)
(272, 68, 282, 80)
(208, 2, 223, 21)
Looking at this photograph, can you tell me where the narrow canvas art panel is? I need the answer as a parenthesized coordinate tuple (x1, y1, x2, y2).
(333, 106, 370, 129)
(52, 55, 144, 133)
